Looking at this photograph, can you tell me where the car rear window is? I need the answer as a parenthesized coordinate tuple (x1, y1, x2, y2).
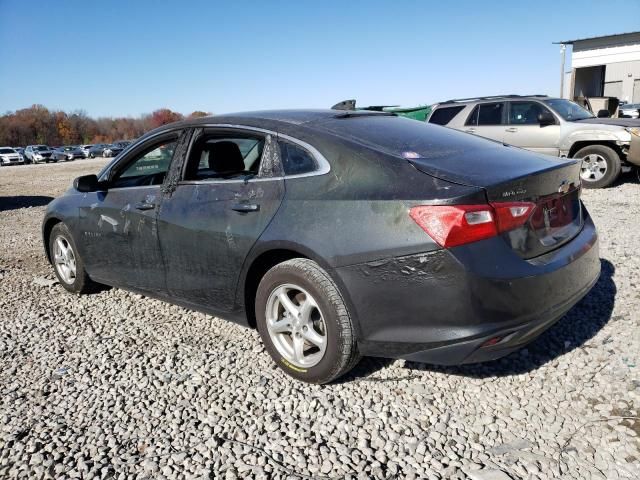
(428, 106, 465, 125)
(318, 115, 500, 160)
(279, 141, 317, 175)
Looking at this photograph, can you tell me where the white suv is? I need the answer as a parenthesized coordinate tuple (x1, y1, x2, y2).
(427, 95, 640, 188)
(0, 147, 24, 166)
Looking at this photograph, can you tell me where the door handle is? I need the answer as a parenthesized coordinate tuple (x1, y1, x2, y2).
(231, 203, 260, 213)
(465, 128, 476, 133)
(505, 127, 518, 133)
(134, 202, 156, 211)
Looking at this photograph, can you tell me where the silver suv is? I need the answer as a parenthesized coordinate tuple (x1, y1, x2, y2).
(427, 95, 640, 188)
(24, 145, 55, 164)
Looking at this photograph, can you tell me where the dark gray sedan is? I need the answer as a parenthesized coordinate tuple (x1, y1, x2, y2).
(42, 110, 600, 383)
(88, 144, 109, 158)
(52, 146, 83, 161)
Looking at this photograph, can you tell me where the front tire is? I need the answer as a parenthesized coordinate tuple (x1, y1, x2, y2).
(575, 144, 621, 189)
(49, 223, 96, 294)
(255, 258, 360, 384)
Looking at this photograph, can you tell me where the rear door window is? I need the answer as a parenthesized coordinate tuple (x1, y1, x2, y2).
(184, 133, 265, 180)
(466, 102, 505, 126)
(428, 106, 465, 125)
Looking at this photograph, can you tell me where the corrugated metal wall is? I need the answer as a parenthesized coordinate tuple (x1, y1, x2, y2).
(604, 60, 640, 102)
(604, 60, 640, 81)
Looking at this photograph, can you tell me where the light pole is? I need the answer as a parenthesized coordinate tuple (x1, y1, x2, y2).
(560, 44, 566, 98)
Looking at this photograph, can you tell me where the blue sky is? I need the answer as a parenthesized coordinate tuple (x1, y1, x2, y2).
(1, 0, 639, 117)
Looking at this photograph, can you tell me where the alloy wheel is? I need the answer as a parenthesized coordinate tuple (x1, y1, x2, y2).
(580, 154, 607, 182)
(53, 235, 77, 285)
(265, 283, 327, 368)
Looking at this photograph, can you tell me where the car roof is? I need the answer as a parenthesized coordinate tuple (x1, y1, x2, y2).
(140, 109, 394, 141)
(437, 95, 553, 106)
(197, 109, 343, 125)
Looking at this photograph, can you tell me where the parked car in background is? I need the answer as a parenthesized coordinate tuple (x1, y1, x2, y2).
(88, 144, 109, 158)
(0, 147, 24, 166)
(43, 110, 600, 384)
(13, 147, 26, 158)
(52, 146, 83, 162)
(79, 145, 94, 158)
(103, 143, 125, 157)
(426, 95, 640, 188)
(619, 103, 640, 119)
(25, 145, 55, 164)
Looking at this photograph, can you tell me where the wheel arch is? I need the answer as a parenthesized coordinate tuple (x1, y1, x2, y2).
(42, 217, 62, 263)
(239, 243, 360, 336)
(568, 140, 624, 159)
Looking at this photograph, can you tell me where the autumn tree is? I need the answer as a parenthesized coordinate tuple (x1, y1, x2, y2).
(147, 109, 184, 129)
(0, 106, 203, 146)
(188, 111, 210, 118)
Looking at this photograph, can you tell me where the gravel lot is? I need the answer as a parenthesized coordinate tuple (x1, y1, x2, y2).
(1, 159, 639, 480)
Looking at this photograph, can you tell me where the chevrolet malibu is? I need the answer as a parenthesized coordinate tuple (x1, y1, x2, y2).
(42, 110, 600, 383)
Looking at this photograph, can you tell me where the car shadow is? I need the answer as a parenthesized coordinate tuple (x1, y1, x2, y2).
(343, 259, 616, 382)
(402, 258, 616, 379)
(609, 168, 640, 188)
(0, 195, 54, 212)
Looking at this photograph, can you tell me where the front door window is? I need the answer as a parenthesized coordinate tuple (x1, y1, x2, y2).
(110, 141, 177, 188)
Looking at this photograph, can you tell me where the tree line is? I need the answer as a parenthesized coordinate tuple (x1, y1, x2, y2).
(0, 105, 210, 147)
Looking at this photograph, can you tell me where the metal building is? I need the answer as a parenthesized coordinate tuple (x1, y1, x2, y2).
(556, 31, 640, 104)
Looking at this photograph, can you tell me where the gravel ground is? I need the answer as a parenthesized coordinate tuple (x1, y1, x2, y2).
(1, 159, 639, 480)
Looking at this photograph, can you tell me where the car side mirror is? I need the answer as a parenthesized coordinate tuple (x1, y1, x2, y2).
(74, 174, 100, 192)
(537, 111, 555, 125)
(597, 109, 611, 118)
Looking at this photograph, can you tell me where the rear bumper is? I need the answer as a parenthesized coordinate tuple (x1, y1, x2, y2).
(336, 212, 600, 365)
(398, 271, 598, 365)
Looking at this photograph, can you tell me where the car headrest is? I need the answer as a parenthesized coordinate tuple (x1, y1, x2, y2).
(207, 141, 244, 174)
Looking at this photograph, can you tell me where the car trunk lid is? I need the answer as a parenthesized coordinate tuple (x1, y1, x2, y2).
(408, 148, 583, 259)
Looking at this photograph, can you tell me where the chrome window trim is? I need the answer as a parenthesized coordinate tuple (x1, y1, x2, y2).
(105, 184, 163, 192)
(177, 177, 284, 186)
(99, 123, 331, 186)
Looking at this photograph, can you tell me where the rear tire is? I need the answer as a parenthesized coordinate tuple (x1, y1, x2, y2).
(49, 223, 96, 294)
(574, 144, 621, 189)
(255, 258, 360, 384)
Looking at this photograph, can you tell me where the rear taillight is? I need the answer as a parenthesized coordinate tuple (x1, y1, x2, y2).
(491, 202, 536, 233)
(410, 202, 535, 248)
